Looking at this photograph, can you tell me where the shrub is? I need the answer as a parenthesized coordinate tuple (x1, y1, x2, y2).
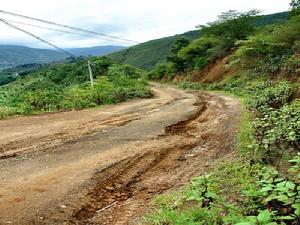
(147, 63, 174, 80)
(0, 106, 19, 119)
(247, 82, 293, 111)
(178, 36, 221, 63)
(0, 57, 151, 117)
(21, 90, 63, 112)
(282, 55, 300, 76)
(108, 64, 144, 79)
(232, 16, 300, 75)
(63, 86, 95, 109)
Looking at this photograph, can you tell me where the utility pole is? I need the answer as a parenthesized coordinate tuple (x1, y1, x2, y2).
(88, 60, 94, 86)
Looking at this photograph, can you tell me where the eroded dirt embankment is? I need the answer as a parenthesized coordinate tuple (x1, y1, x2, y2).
(0, 84, 242, 225)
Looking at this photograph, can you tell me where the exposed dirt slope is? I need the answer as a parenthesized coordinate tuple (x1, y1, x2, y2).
(0, 84, 242, 225)
(192, 56, 236, 83)
(173, 55, 236, 83)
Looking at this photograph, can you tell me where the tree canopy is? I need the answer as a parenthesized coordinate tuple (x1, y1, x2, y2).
(166, 37, 190, 72)
(197, 10, 261, 42)
(290, 0, 300, 16)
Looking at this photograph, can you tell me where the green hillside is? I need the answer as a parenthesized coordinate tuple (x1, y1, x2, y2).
(254, 11, 289, 26)
(109, 30, 201, 70)
(0, 57, 151, 118)
(0, 45, 66, 69)
(109, 12, 288, 70)
(0, 63, 46, 85)
(0, 45, 126, 70)
(0, 45, 128, 85)
(146, 7, 300, 225)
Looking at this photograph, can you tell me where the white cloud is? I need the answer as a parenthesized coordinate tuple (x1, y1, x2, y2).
(0, 0, 291, 48)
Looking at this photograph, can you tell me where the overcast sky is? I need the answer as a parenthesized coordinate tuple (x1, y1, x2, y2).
(0, 0, 291, 49)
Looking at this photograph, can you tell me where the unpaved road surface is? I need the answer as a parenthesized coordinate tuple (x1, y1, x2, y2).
(0, 84, 242, 225)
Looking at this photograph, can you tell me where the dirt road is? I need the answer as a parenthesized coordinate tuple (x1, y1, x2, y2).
(0, 84, 242, 225)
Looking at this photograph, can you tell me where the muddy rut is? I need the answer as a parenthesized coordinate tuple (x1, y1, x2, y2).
(0, 84, 242, 225)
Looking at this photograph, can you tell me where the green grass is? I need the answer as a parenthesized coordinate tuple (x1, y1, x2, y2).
(238, 106, 258, 157)
(145, 158, 268, 224)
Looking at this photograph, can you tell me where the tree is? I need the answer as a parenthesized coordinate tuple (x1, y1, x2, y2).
(197, 10, 261, 45)
(167, 37, 190, 72)
(291, 0, 300, 8)
(169, 37, 190, 55)
(290, 0, 300, 16)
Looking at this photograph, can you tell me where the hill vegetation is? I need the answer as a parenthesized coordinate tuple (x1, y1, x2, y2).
(145, 4, 300, 225)
(67, 45, 126, 57)
(0, 63, 46, 85)
(0, 45, 66, 69)
(0, 45, 126, 70)
(109, 12, 288, 70)
(0, 57, 151, 118)
(109, 30, 201, 70)
(0, 45, 127, 86)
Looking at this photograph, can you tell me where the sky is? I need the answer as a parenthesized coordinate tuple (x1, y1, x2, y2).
(0, 0, 291, 49)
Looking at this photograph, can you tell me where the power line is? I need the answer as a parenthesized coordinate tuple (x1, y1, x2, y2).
(0, 9, 139, 45)
(2, 18, 125, 43)
(0, 19, 75, 57)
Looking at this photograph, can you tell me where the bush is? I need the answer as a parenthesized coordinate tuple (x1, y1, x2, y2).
(251, 101, 300, 158)
(232, 16, 300, 75)
(0, 57, 151, 117)
(282, 55, 300, 76)
(247, 82, 293, 111)
(178, 36, 221, 64)
(147, 63, 175, 80)
(108, 64, 144, 79)
(63, 86, 95, 109)
(0, 106, 19, 119)
(21, 90, 64, 112)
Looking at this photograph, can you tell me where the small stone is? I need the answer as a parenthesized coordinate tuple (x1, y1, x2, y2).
(115, 184, 122, 188)
(105, 186, 114, 191)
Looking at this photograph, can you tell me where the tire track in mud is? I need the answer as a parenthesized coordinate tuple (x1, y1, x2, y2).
(67, 92, 241, 225)
(1, 88, 242, 225)
(36, 94, 208, 225)
(0, 91, 186, 160)
(0, 113, 140, 160)
(44, 92, 237, 225)
(71, 143, 201, 225)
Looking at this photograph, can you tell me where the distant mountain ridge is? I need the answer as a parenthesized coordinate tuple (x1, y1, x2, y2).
(0, 45, 126, 70)
(0, 45, 65, 69)
(67, 45, 126, 57)
(109, 30, 201, 70)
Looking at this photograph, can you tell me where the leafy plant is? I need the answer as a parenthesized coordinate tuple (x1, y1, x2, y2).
(236, 210, 276, 225)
